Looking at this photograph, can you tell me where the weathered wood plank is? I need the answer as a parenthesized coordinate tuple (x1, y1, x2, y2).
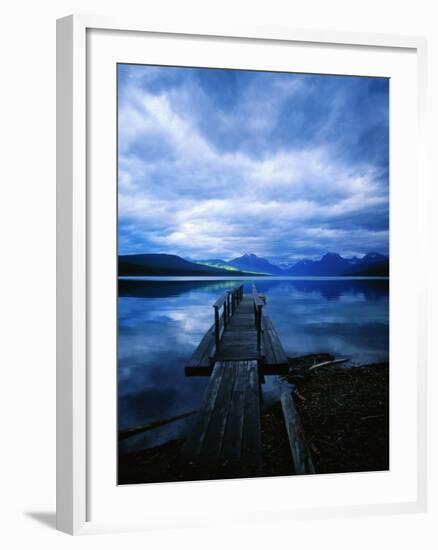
(262, 315, 288, 366)
(221, 330, 257, 340)
(241, 362, 262, 473)
(262, 315, 274, 331)
(199, 363, 237, 467)
(227, 316, 254, 328)
(183, 360, 262, 475)
(280, 389, 316, 475)
(119, 410, 198, 441)
(214, 299, 260, 361)
(263, 332, 284, 364)
(186, 323, 216, 368)
(216, 349, 259, 361)
(220, 363, 249, 466)
(181, 362, 225, 462)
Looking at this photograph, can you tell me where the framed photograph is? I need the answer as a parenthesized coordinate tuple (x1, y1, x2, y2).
(57, 15, 427, 535)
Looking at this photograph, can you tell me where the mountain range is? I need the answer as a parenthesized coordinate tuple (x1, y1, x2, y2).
(200, 252, 389, 276)
(119, 252, 389, 277)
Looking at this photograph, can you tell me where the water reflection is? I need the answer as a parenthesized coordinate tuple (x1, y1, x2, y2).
(118, 277, 389, 449)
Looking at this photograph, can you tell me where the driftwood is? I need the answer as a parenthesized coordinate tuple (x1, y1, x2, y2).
(294, 389, 307, 402)
(280, 389, 316, 475)
(118, 410, 198, 441)
(308, 358, 349, 371)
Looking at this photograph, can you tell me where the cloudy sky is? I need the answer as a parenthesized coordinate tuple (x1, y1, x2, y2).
(118, 64, 389, 263)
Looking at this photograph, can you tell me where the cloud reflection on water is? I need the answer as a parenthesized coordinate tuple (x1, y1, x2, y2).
(118, 277, 389, 445)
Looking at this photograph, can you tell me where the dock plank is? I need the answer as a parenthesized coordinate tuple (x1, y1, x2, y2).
(262, 315, 288, 366)
(181, 362, 225, 462)
(183, 360, 262, 476)
(199, 363, 237, 467)
(221, 364, 249, 466)
(241, 362, 262, 473)
(186, 323, 216, 368)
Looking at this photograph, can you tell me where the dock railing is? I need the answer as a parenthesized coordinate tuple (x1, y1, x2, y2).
(252, 284, 264, 350)
(213, 284, 244, 351)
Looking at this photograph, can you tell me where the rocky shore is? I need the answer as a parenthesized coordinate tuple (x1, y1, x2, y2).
(285, 354, 389, 474)
(118, 355, 389, 484)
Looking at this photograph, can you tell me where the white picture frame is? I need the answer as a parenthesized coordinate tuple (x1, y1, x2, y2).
(56, 14, 428, 535)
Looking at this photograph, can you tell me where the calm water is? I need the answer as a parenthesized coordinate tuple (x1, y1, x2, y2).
(118, 277, 389, 452)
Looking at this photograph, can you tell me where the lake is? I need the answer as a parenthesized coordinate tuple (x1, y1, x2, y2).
(118, 277, 389, 453)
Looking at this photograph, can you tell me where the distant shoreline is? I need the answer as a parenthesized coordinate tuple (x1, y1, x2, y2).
(118, 252, 389, 278)
(118, 275, 389, 281)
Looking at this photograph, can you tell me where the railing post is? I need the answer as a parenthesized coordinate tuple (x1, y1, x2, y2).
(257, 305, 262, 350)
(214, 305, 220, 350)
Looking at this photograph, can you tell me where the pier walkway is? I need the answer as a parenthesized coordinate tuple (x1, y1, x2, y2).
(186, 284, 288, 375)
(183, 285, 314, 476)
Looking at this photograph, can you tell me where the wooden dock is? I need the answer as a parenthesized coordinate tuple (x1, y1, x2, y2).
(186, 284, 288, 375)
(183, 285, 315, 477)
